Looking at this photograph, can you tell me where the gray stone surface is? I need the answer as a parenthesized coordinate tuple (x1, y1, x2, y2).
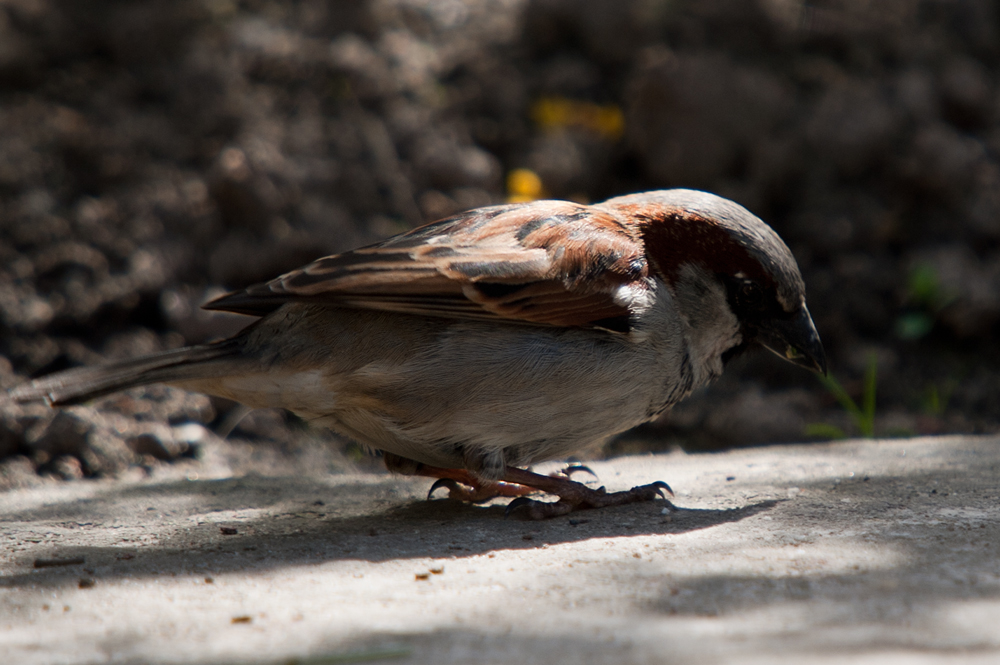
(2, 435, 999, 664)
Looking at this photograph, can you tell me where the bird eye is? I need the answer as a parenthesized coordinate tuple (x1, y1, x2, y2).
(738, 281, 763, 308)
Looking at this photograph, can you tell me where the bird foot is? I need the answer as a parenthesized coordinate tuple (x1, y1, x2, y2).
(408, 460, 673, 519)
(504, 479, 674, 519)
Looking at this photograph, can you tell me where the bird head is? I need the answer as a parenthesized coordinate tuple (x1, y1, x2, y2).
(604, 189, 827, 375)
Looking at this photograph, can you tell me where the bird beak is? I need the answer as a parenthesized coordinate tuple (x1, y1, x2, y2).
(756, 305, 827, 375)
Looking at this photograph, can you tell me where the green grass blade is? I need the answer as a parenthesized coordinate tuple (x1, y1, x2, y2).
(817, 372, 862, 420)
(805, 423, 848, 440)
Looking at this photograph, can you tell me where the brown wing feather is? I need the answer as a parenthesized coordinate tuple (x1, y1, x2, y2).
(205, 200, 649, 330)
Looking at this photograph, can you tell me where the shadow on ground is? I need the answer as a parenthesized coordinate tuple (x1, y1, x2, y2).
(1, 468, 784, 589)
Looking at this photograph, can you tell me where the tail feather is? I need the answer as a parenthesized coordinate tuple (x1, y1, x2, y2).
(8, 340, 244, 407)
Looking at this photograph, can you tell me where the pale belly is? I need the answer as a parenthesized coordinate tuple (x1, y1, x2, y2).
(187, 304, 695, 474)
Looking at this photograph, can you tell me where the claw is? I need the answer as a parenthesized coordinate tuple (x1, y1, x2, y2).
(561, 464, 598, 480)
(504, 496, 537, 518)
(428, 478, 461, 500)
(651, 481, 674, 499)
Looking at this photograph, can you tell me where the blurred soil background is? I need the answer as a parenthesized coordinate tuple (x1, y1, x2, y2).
(1, 0, 999, 489)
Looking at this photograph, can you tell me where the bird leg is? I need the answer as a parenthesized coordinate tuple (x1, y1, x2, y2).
(383, 453, 531, 503)
(388, 454, 595, 504)
(419, 467, 538, 503)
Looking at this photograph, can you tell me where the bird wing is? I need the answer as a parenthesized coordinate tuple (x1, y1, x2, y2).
(204, 200, 649, 332)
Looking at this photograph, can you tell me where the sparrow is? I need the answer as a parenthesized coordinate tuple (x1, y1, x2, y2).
(9, 189, 826, 518)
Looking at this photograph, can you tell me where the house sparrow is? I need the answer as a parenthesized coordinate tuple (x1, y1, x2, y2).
(10, 189, 825, 518)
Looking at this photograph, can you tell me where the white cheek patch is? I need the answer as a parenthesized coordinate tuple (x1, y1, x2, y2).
(612, 281, 656, 314)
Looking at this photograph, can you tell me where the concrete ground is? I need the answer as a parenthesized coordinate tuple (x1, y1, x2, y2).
(2, 435, 999, 664)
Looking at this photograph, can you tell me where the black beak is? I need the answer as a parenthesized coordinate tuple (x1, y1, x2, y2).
(756, 305, 827, 375)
